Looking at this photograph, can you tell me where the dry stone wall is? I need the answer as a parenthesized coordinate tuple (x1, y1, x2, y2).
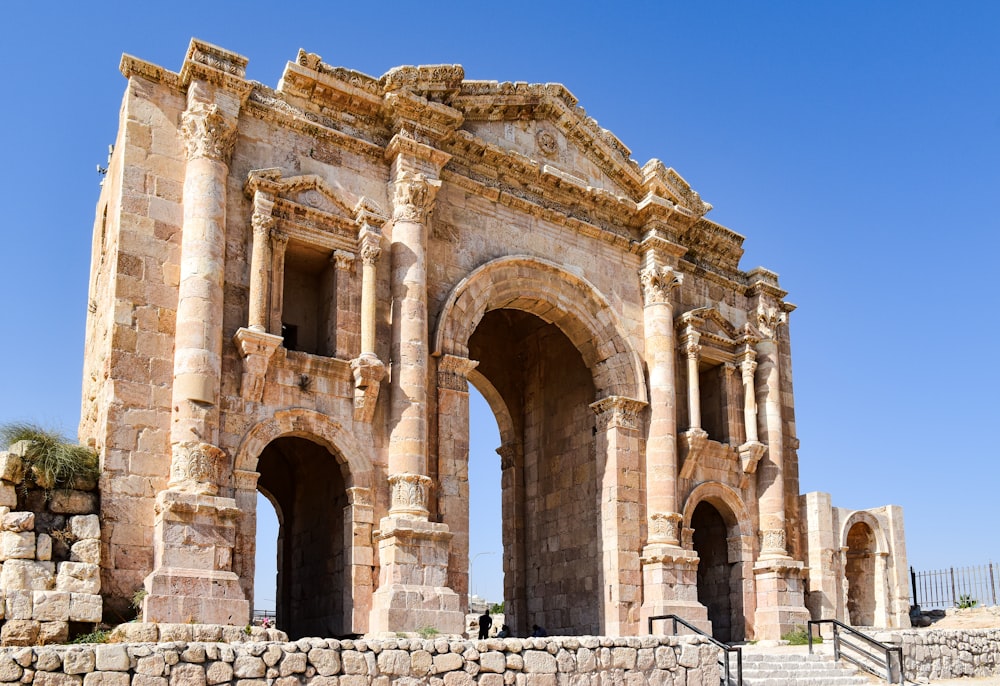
(0, 636, 719, 686)
(879, 628, 1000, 681)
(0, 444, 102, 646)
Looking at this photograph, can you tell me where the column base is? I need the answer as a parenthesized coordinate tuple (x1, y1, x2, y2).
(142, 490, 248, 625)
(369, 516, 464, 634)
(752, 558, 811, 640)
(639, 544, 712, 635)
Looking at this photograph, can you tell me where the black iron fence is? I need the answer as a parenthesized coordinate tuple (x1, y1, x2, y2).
(910, 562, 998, 609)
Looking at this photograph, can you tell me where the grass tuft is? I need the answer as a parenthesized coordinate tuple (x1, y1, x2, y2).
(0, 422, 99, 490)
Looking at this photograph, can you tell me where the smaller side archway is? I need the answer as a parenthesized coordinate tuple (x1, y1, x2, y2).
(840, 511, 889, 628)
(683, 482, 755, 642)
(231, 410, 375, 637)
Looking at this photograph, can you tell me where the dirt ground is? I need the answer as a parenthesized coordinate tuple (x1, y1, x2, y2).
(916, 605, 1000, 630)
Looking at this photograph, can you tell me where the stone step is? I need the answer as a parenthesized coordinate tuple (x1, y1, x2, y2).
(736, 651, 877, 686)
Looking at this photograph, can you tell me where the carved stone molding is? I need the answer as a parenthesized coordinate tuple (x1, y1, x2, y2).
(737, 440, 767, 488)
(639, 266, 683, 306)
(232, 468, 260, 492)
(169, 441, 226, 495)
(648, 511, 683, 546)
(391, 170, 442, 224)
(251, 193, 276, 234)
(590, 396, 647, 432)
(347, 486, 373, 508)
(388, 472, 434, 518)
(678, 428, 709, 479)
(740, 357, 757, 384)
(496, 443, 518, 471)
(760, 528, 787, 556)
(180, 101, 237, 163)
(269, 229, 289, 248)
(437, 354, 479, 392)
(233, 328, 283, 403)
(360, 231, 383, 265)
(350, 354, 386, 423)
(755, 303, 787, 340)
(333, 249, 355, 271)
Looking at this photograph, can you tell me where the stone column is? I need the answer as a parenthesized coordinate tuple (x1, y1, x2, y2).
(145, 80, 249, 625)
(498, 441, 528, 635)
(370, 135, 461, 634)
(331, 250, 355, 359)
(750, 297, 809, 639)
(435, 355, 479, 606)
(268, 231, 288, 336)
(591, 396, 647, 636)
(349, 230, 385, 423)
(737, 347, 766, 479)
(683, 328, 702, 432)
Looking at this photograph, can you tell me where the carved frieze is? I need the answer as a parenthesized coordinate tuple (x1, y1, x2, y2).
(388, 473, 434, 517)
(591, 396, 647, 432)
(169, 441, 226, 495)
(648, 512, 683, 546)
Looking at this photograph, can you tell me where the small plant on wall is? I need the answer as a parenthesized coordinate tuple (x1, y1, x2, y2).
(0, 422, 99, 493)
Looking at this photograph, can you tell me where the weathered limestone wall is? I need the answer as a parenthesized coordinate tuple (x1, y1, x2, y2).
(0, 635, 720, 686)
(0, 445, 103, 646)
(880, 629, 1000, 681)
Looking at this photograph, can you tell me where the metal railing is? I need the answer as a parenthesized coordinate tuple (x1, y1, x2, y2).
(808, 619, 903, 685)
(648, 614, 741, 686)
(911, 562, 998, 609)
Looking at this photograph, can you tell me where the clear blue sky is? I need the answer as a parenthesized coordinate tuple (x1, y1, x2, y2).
(2, 2, 998, 610)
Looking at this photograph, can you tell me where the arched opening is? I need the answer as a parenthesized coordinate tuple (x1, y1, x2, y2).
(467, 308, 599, 636)
(468, 386, 503, 608)
(253, 492, 280, 622)
(692, 501, 743, 642)
(846, 521, 877, 626)
(256, 435, 350, 639)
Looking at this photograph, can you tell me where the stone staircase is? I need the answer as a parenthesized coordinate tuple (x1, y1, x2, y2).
(737, 646, 877, 686)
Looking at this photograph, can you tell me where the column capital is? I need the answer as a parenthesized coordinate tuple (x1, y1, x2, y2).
(648, 511, 683, 546)
(437, 354, 479, 392)
(360, 230, 383, 265)
(168, 441, 226, 495)
(683, 332, 701, 359)
(590, 396, 647, 432)
(251, 192, 275, 234)
(180, 98, 238, 163)
(639, 266, 683, 306)
(496, 443, 518, 471)
(755, 302, 787, 340)
(269, 229, 289, 247)
(332, 250, 355, 271)
(390, 169, 442, 224)
(760, 528, 788, 557)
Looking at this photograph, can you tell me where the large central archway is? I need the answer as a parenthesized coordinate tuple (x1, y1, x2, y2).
(433, 256, 647, 636)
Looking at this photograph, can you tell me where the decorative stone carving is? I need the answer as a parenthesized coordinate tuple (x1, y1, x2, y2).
(738, 441, 767, 488)
(333, 250, 355, 271)
(678, 428, 709, 479)
(590, 396, 647, 432)
(437, 355, 479, 392)
(232, 328, 282, 402)
(388, 473, 434, 517)
(391, 171, 441, 224)
(251, 194, 276, 234)
(180, 101, 237, 162)
(168, 442, 226, 495)
(639, 266, 683, 306)
(648, 512, 683, 546)
(536, 129, 558, 156)
(761, 528, 787, 556)
(756, 304, 787, 340)
(350, 355, 386, 423)
(346, 486, 373, 507)
(496, 443, 518, 471)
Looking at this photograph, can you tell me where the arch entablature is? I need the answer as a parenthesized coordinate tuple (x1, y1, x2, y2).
(432, 255, 647, 403)
(841, 510, 889, 554)
(233, 408, 373, 490)
(683, 481, 754, 546)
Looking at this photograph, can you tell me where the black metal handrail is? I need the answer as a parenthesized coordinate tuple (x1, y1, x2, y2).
(648, 614, 741, 686)
(807, 619, 903, 685)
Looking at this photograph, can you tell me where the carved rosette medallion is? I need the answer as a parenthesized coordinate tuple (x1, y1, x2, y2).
(437, 354, 479, 393)
(591, 396, 647, 432)
(180, 102, 237, 163)
(648, 512, 683, 546)
(639, 266, 683, 306)
(388, 473, 434, 517)
(761, 528, 787, 555)
(536, 129, 558, 156)
(391, 171, 441, 224)
(169, 441, 226, 495)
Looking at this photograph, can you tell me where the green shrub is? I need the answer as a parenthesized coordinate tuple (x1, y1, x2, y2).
(417, 626, 439, 638)
(71, 629, 109, 644)
(0, 422, 99, 491)
(781, 625, 821, 645)
(958, 594, 978, 609)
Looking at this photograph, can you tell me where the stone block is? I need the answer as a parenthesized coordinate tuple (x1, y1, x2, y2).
(70, 539, 102, 564)
(49, 491, 98, 515)
(133, 676, 168, 686)
(37, 533, 52, 561)
(433, 652, 463, 673)
(40, 621, 71, 646)
(232, 657, 265, 679)
(2, 512, 34, 532)
(0, 653, 22, 681)
(206, 662, 233, 685)
(523, 652, 557, 674)
(33, 671, 81, 686)
(169, 663, 206, 686)
(6, 589, 33, 619)
(94, 645, 130, 672)
(1, 619, 40, 646)
(1, 559, 55, 590)
(56, 562, 101, 594)
(278, 653, 306, 677)
(32, 591, 71, 621)
(1, 531, 37, 560)
(36, 649, 62, 670)
(0, 453, 25, 484)
(70, 593, 103, 622)
(0, 484, 17, 508)
(70, 515, 101, 540)
(136, 655, 166, 676)
(63, 648, 96, 674)
(84, 673, 132, 686)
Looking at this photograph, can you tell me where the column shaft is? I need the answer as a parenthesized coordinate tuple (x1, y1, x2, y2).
(756, 337, 786, 555)
(684, 333, 702, 431)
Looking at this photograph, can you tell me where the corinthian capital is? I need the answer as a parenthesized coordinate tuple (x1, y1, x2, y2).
(755, 303, 787, 340)
(180, 101, 238, 163)
(251, 192, 275, 234)
(360, 230, 383, 265)
(391, 171, 441, 223)
(639, 266, 683, 305)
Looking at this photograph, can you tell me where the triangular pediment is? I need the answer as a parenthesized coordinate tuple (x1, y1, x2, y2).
(678, 307, 740, 344)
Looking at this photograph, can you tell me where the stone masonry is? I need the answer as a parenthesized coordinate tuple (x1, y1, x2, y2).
(0, 443, 103, 646)
(80, 38, 908, 640)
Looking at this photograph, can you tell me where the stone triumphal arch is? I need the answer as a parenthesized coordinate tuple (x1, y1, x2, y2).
(81, 39, 911, 639)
